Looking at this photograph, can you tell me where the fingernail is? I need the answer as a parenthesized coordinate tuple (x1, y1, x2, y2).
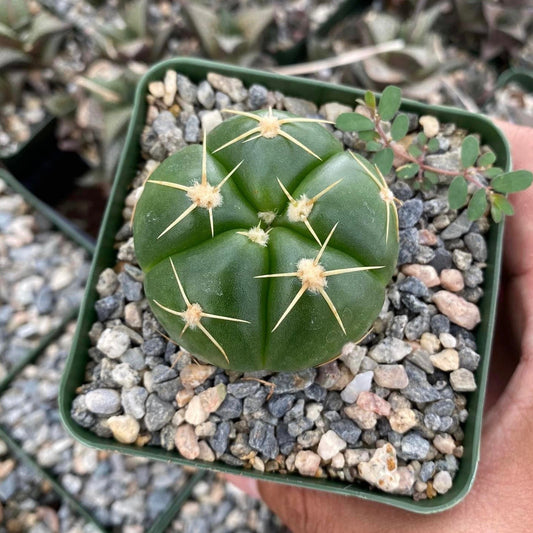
(224, 473, 261, 499)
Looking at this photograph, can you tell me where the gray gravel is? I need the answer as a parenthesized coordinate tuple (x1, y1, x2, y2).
(73, 70, 488, 501)
(0, 179, 91, 382)
(0, 324, 193, 530)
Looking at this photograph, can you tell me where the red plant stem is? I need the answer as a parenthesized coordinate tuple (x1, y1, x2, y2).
(373, 116, 489, 190)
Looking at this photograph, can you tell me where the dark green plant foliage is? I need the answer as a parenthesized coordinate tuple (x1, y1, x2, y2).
(133, 109, 399, 371)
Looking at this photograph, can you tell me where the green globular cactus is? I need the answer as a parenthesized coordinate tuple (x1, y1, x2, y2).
(133, 107, 400, 371)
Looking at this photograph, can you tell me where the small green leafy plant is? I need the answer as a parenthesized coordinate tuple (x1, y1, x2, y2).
(336, 85, 533, 223)
(133, 108, 399, 371)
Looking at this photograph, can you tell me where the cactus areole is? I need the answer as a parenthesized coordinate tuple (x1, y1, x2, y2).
(133, 108, 400, 371)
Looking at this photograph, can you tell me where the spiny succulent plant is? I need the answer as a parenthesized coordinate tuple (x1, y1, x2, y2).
(133, 107, 399, 371)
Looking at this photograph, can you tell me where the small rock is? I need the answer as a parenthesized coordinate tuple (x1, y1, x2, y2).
(420, 332, 441, 354)
(401, 432, 430, 460)
(430, 248, 453, 273)
(111, 363, 140, 388)
(458, 347, 480, 371)
(433, 291, 481, 330)
(464, 232, 487, 262)
(358, 443, 400, 493)
(398, 199, 424, 228)
(149, 81, 165, 98)
(440, 211, 472, 240)
(175, 424, 200, 460)
(450, 369, 477, 392)
(121, 386, 148, 419)
(430, 349, 459, 371)
(207, 73, 247, 102)
(85, 389, 121, 415)
(340, 371, 373, 403)
(339, 343, 366, 375)
(185, 384, 226, 425)
(215, 395, 243, 419)
(176, 74, 197, 103)
(176, 387, 194, 408)
(432, 470, 453, 494)
(249, 421, 279, 459)
(107, 415, 140, 444)
(197, 81, 215, 109)
(369, 337, 412, 363)
(96, 268, 119, 297)
(419, 116, 440, 137)
(439, 332, 457, 349)
(283, 96, 317, 116)
(271, 368, 316, 393)
(209, 421, 231, 457)
(402, 362, 441, 402)
(344, 405, 378, 429)
(96, 328, 131, 359)
(433, 434, 456, 455)
(248, 84, 268, 109)
(317, 430, 347, 461)
(227, 380, 260, 399)
(118, 272, 143, 301)
(180, 364, 216, 388)
(357, 391, 391, 416)
(294, 450, 321, 477)
(401, 264, 440, 288)
(184, 115, 200, 143)
(452, 249, 472, 271)
(145, 394, 175, 431)
(267, 394, 295, 417)
(163, 70, 177, 107)
(330, 419, 362, 445)
(389, 408, 417, 434)
(373, 365, 409, 389)
(320, 102, 352, 122)
(197, 441, 215, 462)
(398, 276, 430, 297)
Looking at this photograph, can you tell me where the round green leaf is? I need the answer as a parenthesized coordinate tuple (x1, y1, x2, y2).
(490, 204, 502, 223)
(390, 113, 409, 141)
(423, 170, 438, 185)
(366, 140, 382, 152)
(396, 163, 419, 179)
(372, 147, 394, 175)
(448, 175, 468, 209)
(478, 151, 496, 167)
(492, 193, 514, 215)
(336, 112, 375, 132)
(461, 135, 479, 168)
(467, 188, 487, 220)
(485, 167, 503, 178)
(408, 144, 423, 158)
(491, 170, 533, 193)
(427, 138, 440, 153)
(364, 90, 376, 109)
(358, 130, 379, 142)
(377, 85, 401, 121)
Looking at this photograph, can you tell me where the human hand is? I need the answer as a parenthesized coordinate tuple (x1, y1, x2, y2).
(227, 121, 533, 533)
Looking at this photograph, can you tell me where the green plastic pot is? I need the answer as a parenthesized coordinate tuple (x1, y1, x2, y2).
(59, 57, 509, 514)
(0, 168, 95, 392)
(0, 425, 206, 533)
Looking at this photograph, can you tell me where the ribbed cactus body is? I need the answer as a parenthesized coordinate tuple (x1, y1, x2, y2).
(133, 108, 399, 371)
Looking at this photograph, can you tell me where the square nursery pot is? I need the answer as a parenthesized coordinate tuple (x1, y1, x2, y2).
(0, 168, 95, 392)
(0, 115, 89, 207)
(59, 57, 509, 514)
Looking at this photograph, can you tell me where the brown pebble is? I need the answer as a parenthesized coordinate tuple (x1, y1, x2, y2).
(432, 290, 480, 330)
(356, 391, 392, 416)
(418, 229, 438, 246)
(175, 424, 200, 459)
(401, 264, 440, 288)
(440, 269, 464, 291)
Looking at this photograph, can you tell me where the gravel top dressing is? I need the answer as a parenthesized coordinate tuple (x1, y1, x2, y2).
(72, 69, 491, 501)
(0, 324, 195, 531)
(0, 179, 91, 382)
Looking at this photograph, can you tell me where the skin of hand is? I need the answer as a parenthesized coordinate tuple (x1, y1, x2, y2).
(226, 121, 533, 533)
